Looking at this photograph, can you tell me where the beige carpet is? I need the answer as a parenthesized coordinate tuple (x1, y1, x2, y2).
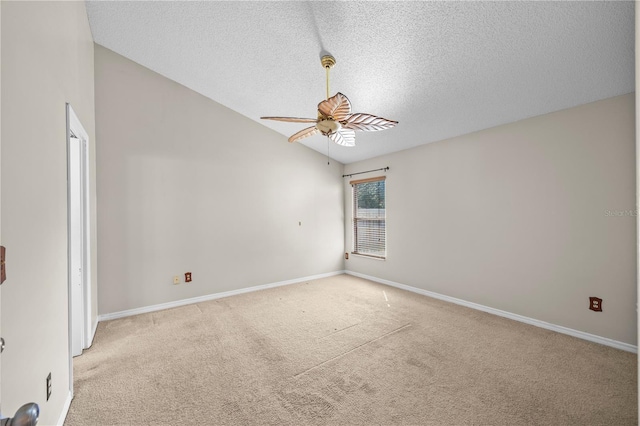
(65, 275, 637, 425)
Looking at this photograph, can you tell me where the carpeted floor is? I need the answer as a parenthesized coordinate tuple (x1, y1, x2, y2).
(65, 275, 637, 425)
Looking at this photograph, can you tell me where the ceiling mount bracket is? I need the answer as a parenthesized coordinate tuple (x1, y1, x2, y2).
(321, 55, 336, 69)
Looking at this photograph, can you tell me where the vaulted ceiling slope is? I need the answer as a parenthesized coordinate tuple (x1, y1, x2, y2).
(86, 1, 634, 164)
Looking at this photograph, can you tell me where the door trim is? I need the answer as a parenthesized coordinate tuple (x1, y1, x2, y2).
(66, 103, 91, 397)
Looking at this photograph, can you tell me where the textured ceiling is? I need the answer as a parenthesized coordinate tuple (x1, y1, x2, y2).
(86, 1, 634, 164)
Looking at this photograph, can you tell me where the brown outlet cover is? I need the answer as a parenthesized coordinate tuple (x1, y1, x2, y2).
(185, 272, 192, 282)
(589, 297, 602, 312)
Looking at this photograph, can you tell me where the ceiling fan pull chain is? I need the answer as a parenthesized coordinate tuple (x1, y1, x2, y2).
(327, 137, 330, 165)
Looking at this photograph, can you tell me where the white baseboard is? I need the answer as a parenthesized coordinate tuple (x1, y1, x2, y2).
(346, 271, 638, 354)
(57, 391, 73, 426)
(98, 270, 346, 322)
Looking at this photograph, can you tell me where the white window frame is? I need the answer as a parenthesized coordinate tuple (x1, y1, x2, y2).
(351, 176, 386, 259)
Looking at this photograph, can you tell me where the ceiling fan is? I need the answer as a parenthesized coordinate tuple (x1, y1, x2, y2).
(261, 55, 398, 147)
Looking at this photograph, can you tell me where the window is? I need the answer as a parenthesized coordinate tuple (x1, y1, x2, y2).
(351, 176, 386, 259)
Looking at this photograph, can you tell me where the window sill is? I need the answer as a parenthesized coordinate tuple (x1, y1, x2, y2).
(350, 253, 386, 261)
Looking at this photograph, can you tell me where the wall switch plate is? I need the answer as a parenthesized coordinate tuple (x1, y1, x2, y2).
(589, 297, 602, 312)
(185, 272, 192, 283)
(173, 276, 180, 285)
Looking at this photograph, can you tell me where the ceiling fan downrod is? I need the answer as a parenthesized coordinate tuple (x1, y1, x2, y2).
(321, 55, 336, 101)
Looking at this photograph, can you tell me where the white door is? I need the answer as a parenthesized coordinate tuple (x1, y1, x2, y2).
(69, 133, 84, 357)
(0, 8, 39, 423)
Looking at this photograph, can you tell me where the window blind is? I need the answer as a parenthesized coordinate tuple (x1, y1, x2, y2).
(351, 176, 386, 259)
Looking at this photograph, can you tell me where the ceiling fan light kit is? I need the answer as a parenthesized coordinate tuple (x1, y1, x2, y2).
(261, 54, 398, 147)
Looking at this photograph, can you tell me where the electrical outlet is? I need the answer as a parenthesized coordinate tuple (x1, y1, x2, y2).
(345, 252, 349, 260)
(589, 297, 602, 312)
(185, 272, 192, 283)
(46, 372, 52, 401)
(173, 276, 180, 285)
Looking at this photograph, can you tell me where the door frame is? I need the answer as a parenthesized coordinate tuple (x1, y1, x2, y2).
(66, 103, 91, 396)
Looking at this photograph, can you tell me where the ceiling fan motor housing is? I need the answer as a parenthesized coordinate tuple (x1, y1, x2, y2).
(317, 118, 341, 135)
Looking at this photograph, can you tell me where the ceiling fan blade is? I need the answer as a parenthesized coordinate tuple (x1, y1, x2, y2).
(261, 116, 318, 123)
(329, 129, 356, 147)
(342, 113, 398, 132)
(288, 126, 320, 143)
(318, 93, 352, 121)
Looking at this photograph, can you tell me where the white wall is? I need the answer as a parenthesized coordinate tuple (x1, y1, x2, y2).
(1, 2, 96, 424)
(635, 7, 639, 419)
(0, 0, 3, 413)
(345, 94, 636, 345)
(95, 45, 344, 315)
